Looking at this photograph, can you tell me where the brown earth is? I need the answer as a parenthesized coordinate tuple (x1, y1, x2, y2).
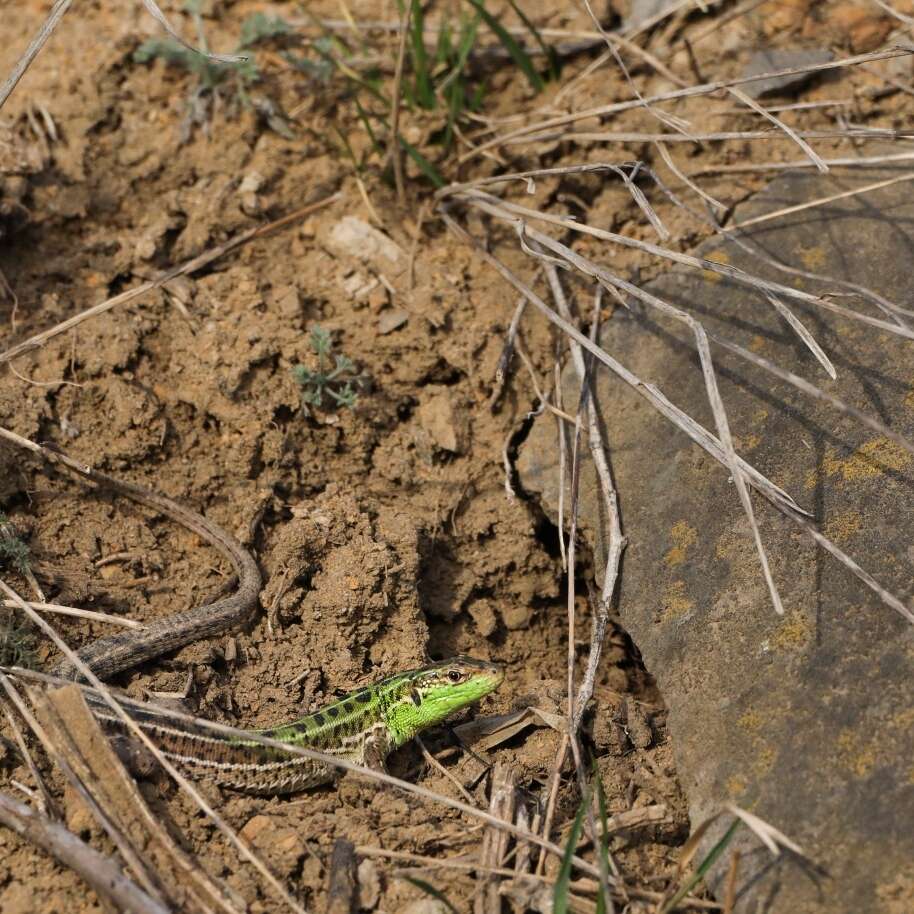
(0, 0, 910, 912)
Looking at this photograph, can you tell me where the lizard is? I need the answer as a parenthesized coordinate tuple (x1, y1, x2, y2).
(0, 428, 504, 793)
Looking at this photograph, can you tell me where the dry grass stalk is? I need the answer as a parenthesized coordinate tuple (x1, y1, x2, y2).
(724, 86, 827, 173)
(692, 150, 914, 174)
(474, 763, 517, 913)
(1, 671, 170, 906)
(545, 272, 626, 733)
(2, 599, 142, 629)
(459, 190, 914, 341)
(0, 700, 57, 819)
(416, 734, 477, 806)
(30, 684, 237, 914)
(458, 47, 912, 164)
(0, 790, 170, 914)
(40, 683, 244, 913)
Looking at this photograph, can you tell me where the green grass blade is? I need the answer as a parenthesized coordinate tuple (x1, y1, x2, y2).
(352, 96, 384, 159)
(660, 819, 741, 914)
(456, 12, 481, 63)
(397, 133, 445, 187)
(554, 790, 589, 914)
(409, 0, 435, 109)
(467, 0, 544, 92)
(434, 19, 453, 69)
(504, 0, 559, 80)
(329, 125, 363, 173)
(593, 765, 612, 914)
(311, 40, 389, 106)
(404, 877, 459, 914)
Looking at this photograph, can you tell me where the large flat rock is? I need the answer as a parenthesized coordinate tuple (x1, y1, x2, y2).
(518, 165, 914, 913)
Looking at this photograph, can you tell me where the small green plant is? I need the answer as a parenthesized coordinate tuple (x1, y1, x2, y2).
(0, 515, 30, 576)
(0, 611, 36, 669)
(134, 2, 293, 134)
(293, 327, 363, 410)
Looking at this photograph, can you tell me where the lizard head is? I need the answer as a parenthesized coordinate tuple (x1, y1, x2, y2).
(384, 656, 504, 747)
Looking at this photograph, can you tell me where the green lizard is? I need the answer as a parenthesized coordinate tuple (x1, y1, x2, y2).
(80, 657, 504, 794)
(2, 436, 504, 795)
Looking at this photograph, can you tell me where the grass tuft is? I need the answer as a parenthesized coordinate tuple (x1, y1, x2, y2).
(0, 514, 30, 576)
(0, 611, 36, 668)
(467, 0, 545, 92)
(309, 0, 553, 189)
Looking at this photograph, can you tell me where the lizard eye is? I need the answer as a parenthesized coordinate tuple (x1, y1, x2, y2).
(447, 669, 462, 683)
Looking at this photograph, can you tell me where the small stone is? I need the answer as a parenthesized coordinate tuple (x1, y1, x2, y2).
(741, 47, 832, 99)
(415, 387, 468, 455)
(273, 286, 300, 319)
(98, 563, 119, 581)
(500, 602, 533, 631)
(592, 714, 628, 757)
(240, 814, 272, 841)
(239, 172, 264, 195)
(624, 697, 654, 750)
(239, 172, 265, 216)
(357, 859, 381, 910)
(134, 234, 158, 261)
(377, 308, 410, 335)
(467, 599, 498, 638)
(240, 815, 304, 877)
(328, 216, 403, 273)
(241, 193, 261, 216)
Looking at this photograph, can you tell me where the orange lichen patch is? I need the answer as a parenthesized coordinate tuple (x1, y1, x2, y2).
(771, 615, 812, 651)
(734, 432, 761, 452)
(893, 707, 914, 734)
(805, 438, 911, 489)
(753, 745, 777, 778)
(701, 249, 729, 282)
(798, 244, 827, 270)
(837, 729, 878, 778)
(726, 774, 748, 797)
(665, 520, 697, 567)
(905, 384, 914, 412)
(737, 710, 764, 731)
(823, 510, 863, 543)
(875, 870, 914, 914)
(662, 580, 694, 620)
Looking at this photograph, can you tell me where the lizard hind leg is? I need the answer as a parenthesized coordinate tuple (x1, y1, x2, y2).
(360, 726, 391, 776)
